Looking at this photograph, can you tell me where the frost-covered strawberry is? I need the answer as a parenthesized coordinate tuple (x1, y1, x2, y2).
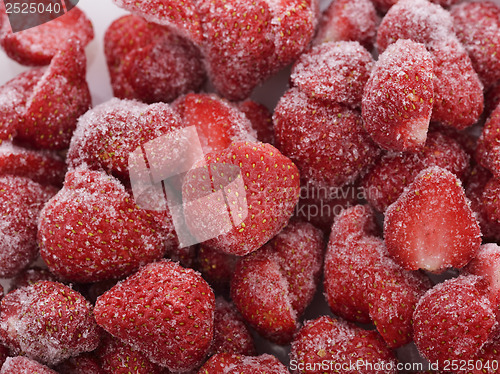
(183, 141, 300, 256)
(0, 7, 93, 66)
(0, 281, 100, 366)
(274, 88, 379, 188)
(385, 167, 481, 272)
(324, 205, 430, 348)
(362, 131, 470, 212)
(482, 178, 500, 225)
(198, 0, 318, 100)
(291, 41, 374, 106)
(15, 40, 91, 150)
(231, 220, 324, 344)
(0, 176, 55, 278)
(236, 100, 274, 145)
(199, 353, 289, 374)
(451, 1, 500, 89)
(477, 104, 500, 179)
(362, 39, 434, 151)
(94, 260, 215, 372)
(38, 168, 167, 283)
(173, 93, 256, 153)
(197, 246, 238, 291)
(212, 298, 256, 356)
(413, 276, 496, 365)
(55, 353, 104, 374)
(314, 0, 378, 49)
(290, 316, 397, 374)
(104, 15, 205, 103)
(0, 356, 58, 374)
(9, 267, 58, 292)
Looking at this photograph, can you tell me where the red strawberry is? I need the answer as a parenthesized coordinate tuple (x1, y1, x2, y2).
(236, 100, 274, 145)
(384, 167, 481, 272)
(0, 281, 100, 365)
(362, 39, 434, 151)
(0, 176, 55, 278)
(97, 333, 165, 374)
(0, 7, 93, 66)
(104, 15, 205, 104)
(291, 41, 374, 107)
(361, 131, 470, 212)
(198, 353, 289, 374)
(111, 0, 203, 44)
(67, 99, 183, 182)
(482, 178, 500, 225)
(314, 0, 378, 50)
(477, 104, 500, 179)
(0, 143, 65, 186)
(467, 336, 500, 374)
(9, 267, 58, 292)
(198, 0, 318, 100)
(94, 260, 215, 372)
(413, 275, 497, 365)
(371, 0, 460, 13)
(16, 40, 91, 150)
(274, 88, 379, 188)
(0, 356, 58, 374)
(231, 220, 324, 344)
(486, 82, 500, 117)
(290, 316, 397, 373)
(0, 69, 44, 143)
(173, 93, 255, 154)
(451, 1, 500, 89)
(212, 298, 256, 356)
(324, 205, 430, 347)
(197, 246, 238, 291)
(38, 168, 167, 283)
(165, 244, 197, 269)
(55, 353, 105, 374)
(183, 141, 300, 256)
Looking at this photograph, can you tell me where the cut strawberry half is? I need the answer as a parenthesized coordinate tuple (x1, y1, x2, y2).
(0, 7, 93, 66)
(384, 166, 481, 272)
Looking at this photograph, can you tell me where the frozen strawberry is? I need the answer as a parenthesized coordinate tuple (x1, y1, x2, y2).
(451, 1, 500, 89)
(231, 221, 324, 344)
(0, 69, 44, 143)
(0, 7, 93, 66)
(197, 246, 238, 291)
(97, 334, 165, 374)
(362, 131, 470, 212)
(173, 93, 255, 154)
(431, 40, 484, 130)
(9, 267, 58, 292)
(486, 82, 500, 117)
(112, 0, 203, 44)
(465, 166, 500, 241)
(371, 0, 460, 13)
(325, 205, 430, 347)
(212, 298, 256, 356)
(0, 281, 100, 365)
(0, 176, 55, 278)
(314, 0, 378, 50)
(290, 316, 397, 374)
(413, 275, 497, 365)
(291, 41, 374, 106)
(16, 40, 91, 150)
(482, 178, 500, 225)
(362, 39, 434, 151)
(236, 100, 274, 145)
(94, 260, 215, 372)
(274, 88, 379, 188)
(38, 168, 166, 283)
(198, 353, 289, 374)
(295, 182, 358, 233)
(105, 15, 205, 104)
(55, 353, 104, 374)
(198, 0, 317, 100)
(477, 104, 500, 179)
(165, 244, 197, 269)
(376, 0, 456, 53)
(0, 143, 65, 186)
(468, 336, 500, 374)
(385, 167, 481, 272)
(67, 99, 182, 181)
(183, 141, 300, 256)
(0, 356, 58, 374)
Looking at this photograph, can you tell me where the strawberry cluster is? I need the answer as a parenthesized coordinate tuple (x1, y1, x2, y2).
(0, 0, 500, 372)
